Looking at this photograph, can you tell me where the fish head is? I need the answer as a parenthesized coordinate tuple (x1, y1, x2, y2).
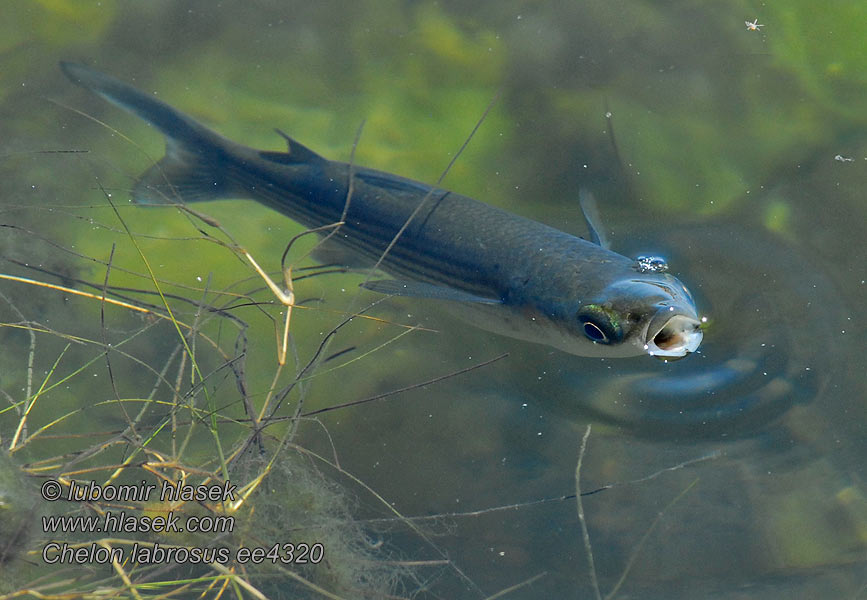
(571, 274, 703, 359)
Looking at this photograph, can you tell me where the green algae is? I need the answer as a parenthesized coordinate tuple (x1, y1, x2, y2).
(762, 466, 867, 570)
(764, 3, 867, 122)
(762, 197, 793, 238)
(0, 451, 34, 573)
(28, 0, 116, 47)
(0, 0, 116, 98)
(502, 2, 867, 217)
(231, 452, 410, 598)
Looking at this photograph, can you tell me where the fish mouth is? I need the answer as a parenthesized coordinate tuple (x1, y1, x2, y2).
(644, 310, 703, 358)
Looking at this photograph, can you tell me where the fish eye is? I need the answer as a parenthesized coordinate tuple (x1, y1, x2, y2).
(582, 321, 608, 342)
(577, 304, 623, 344)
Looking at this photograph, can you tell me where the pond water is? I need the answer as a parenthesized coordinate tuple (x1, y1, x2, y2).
(1, 2, 865, 599)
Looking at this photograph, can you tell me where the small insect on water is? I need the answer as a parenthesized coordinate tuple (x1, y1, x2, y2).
(745, 18, 763, 31)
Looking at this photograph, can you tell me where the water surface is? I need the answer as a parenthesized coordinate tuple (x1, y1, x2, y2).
(1, 2, 865, 598)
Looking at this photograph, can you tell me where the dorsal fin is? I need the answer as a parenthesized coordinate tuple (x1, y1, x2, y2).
(578, 188, 611, 250)
(260, 128, 324, 164)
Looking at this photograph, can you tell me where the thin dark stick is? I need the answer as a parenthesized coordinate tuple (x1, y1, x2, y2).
(302, 352, 509, 417)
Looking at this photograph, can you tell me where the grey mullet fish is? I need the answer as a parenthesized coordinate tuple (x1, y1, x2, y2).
(61, 62, 703, 358)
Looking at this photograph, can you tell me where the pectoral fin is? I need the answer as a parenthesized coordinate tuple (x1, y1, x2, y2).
(310, 237, 373, 269)
(360, 280, 502, 304)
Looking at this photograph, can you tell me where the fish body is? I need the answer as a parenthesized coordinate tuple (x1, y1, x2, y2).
(61, 62, 703, 358)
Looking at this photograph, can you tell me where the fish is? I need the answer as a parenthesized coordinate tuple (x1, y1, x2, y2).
(60, 61, 703, 359)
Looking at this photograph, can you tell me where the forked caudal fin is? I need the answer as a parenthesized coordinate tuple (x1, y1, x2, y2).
(59, 61, 321, 206)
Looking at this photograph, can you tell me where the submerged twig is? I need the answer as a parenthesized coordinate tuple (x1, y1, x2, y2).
(100, 242, 135, 430)
(575, 424, 602, 600)
(483, 572, 547, 600)
(302, 352, 508, 417)
(0, 290, 36, 423)
(604, 478, 700, 600)
(358, 90, 501, 296)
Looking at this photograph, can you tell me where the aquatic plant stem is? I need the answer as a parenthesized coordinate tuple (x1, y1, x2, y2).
(0, 272, 153, 314)
(8, 343, 70, 450)
(575, 424, 602, 600)
(483, 572, 548, 599)
(359, 90, 501, 295)
(98, 182, 230, 485)
(604, 478, 699, 600)
(100, 540, 143, 600)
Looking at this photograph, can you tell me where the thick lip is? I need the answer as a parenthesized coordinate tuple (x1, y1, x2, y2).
(644, 309, 703, 358)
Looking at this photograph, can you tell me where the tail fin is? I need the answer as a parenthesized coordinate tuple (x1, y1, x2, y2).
(60, 62, 237, 205)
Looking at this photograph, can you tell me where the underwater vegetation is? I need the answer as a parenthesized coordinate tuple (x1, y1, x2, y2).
(0, 450, 35, 568)
(0, 187, 414, 598)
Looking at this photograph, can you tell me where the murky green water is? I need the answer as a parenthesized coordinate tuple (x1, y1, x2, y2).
(1, 1, 865, 598)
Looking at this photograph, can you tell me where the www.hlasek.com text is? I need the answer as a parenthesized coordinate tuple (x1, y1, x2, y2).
(42, 509, 234, 534)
